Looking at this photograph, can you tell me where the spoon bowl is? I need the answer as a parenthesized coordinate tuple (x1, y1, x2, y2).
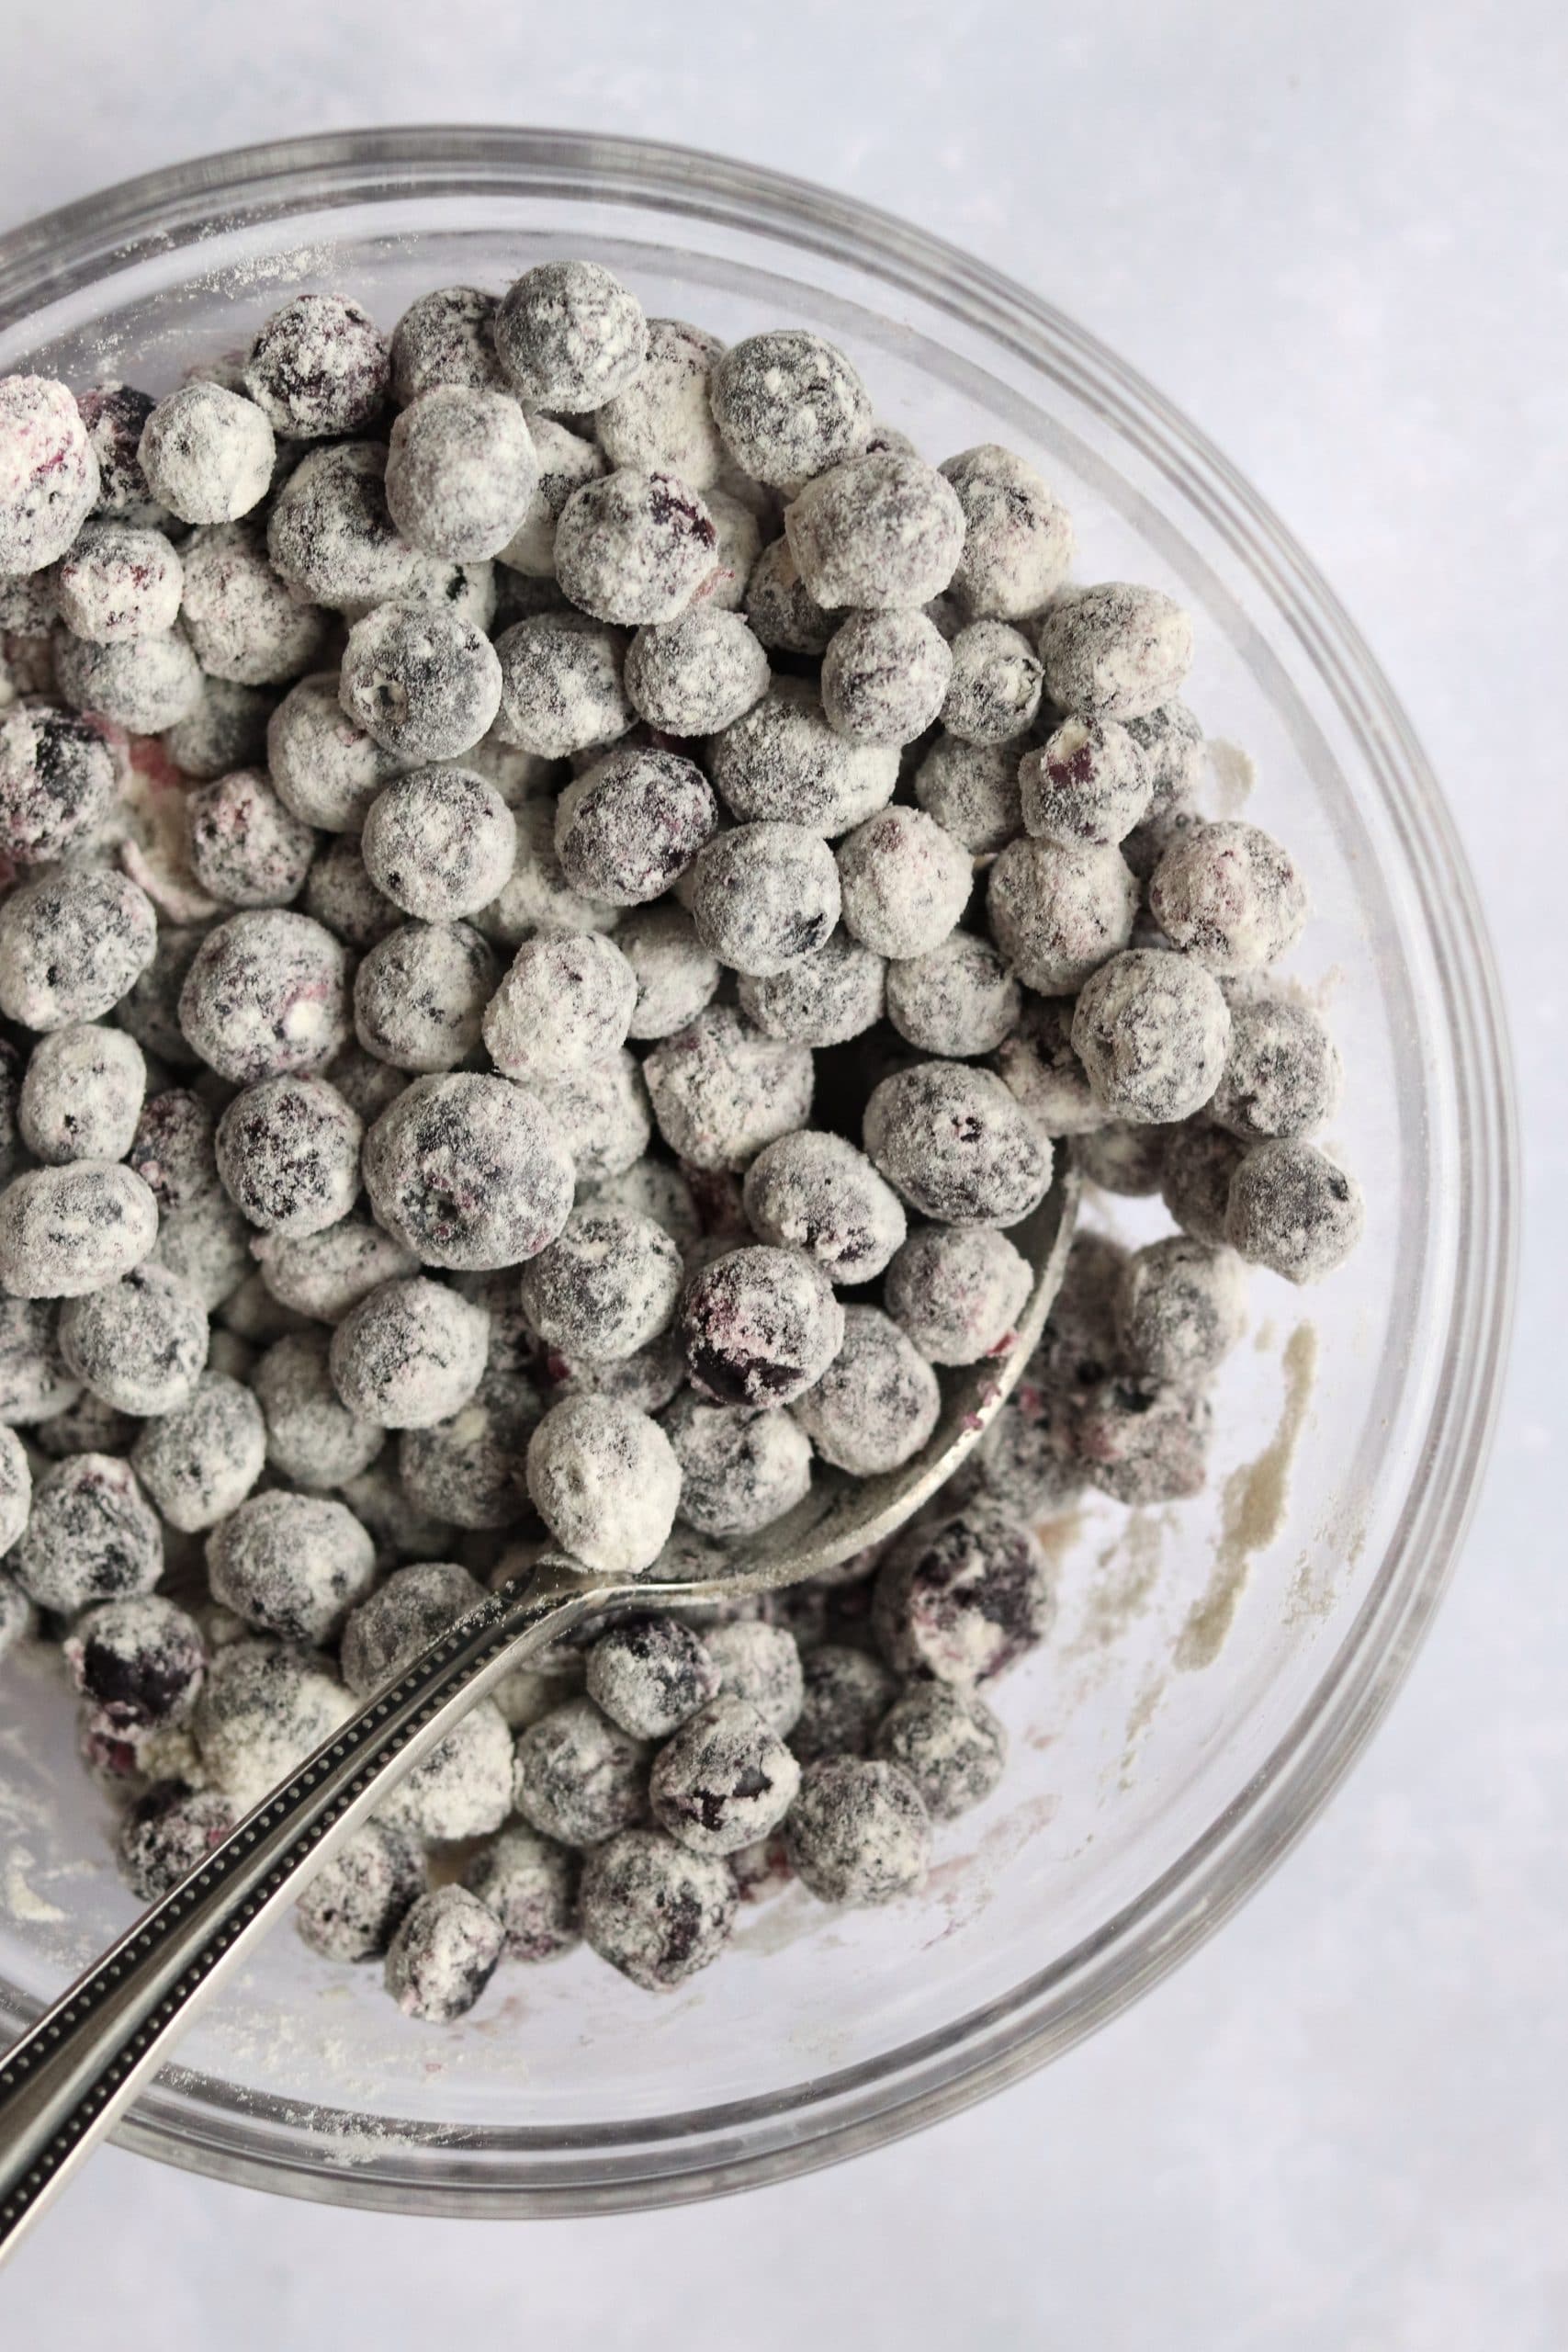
(0, 1164, 1079, 2256)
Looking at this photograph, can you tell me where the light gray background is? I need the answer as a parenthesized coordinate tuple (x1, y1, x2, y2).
(4, 5, 1563, 2345)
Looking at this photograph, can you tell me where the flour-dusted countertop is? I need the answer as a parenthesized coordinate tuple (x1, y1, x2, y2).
(3, 4, 1563, 2346)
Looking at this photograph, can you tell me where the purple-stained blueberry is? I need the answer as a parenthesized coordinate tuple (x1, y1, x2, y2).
(187, 766, 317, 909)
(77, 381, 161, 517)
(873, 1506, 1055, 1686)
(296, 1820, 424, 1962)
(9, 1451, 162, 1614)
(581, 1826, 736, 1988)
(117, 1783, 235, 1903)
(0, 702, 118, 866)
(679, 1243, 844, 1410)
(1068, 1374, 1213, 1504)
(1020, 715, 1153, 849)
(649, 1694, 800, 1857)
(554, 744, 716, 906)
(244, 293, 391, 439)
(64, 1593, 205, 1730)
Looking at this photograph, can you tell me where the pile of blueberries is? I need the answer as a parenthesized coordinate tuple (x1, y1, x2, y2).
(0, 261, 1360, 2018)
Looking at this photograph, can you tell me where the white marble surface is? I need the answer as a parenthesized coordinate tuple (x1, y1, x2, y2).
(4, 5, 1564, 2344)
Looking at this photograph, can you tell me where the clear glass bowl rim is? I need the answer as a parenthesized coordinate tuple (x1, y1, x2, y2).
(0, 125, 1518, 2219)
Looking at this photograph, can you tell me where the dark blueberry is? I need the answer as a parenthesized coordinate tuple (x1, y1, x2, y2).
(1068, 1374, 1213, 1504)
(117, 1783, 234, 1903)
(874, 1507, 1055, 1686)
(64, 1593, 205, 1729)
(584, 1614, 722, 1742)
(649, 1695, 800, 1857)
(678, 1244, 844, 1409)
(77, 383, 160, 515)
(790, 1644, 897, 1764)
(244, 294, 391, 439)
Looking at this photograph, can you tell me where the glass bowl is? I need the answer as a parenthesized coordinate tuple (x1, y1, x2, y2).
(0, 129, 1515, 2217)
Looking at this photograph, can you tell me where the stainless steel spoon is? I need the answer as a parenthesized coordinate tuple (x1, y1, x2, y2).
(0, 1165, 1077, 2255)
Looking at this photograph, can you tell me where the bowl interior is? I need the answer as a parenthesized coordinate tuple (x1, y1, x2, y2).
(0, 133, 1509, 2212)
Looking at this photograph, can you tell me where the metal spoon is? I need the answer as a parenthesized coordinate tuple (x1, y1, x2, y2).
(0, 1165, 1077, 2254)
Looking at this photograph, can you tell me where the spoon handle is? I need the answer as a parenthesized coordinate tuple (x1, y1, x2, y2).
(0, 1559, 611, 2260)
